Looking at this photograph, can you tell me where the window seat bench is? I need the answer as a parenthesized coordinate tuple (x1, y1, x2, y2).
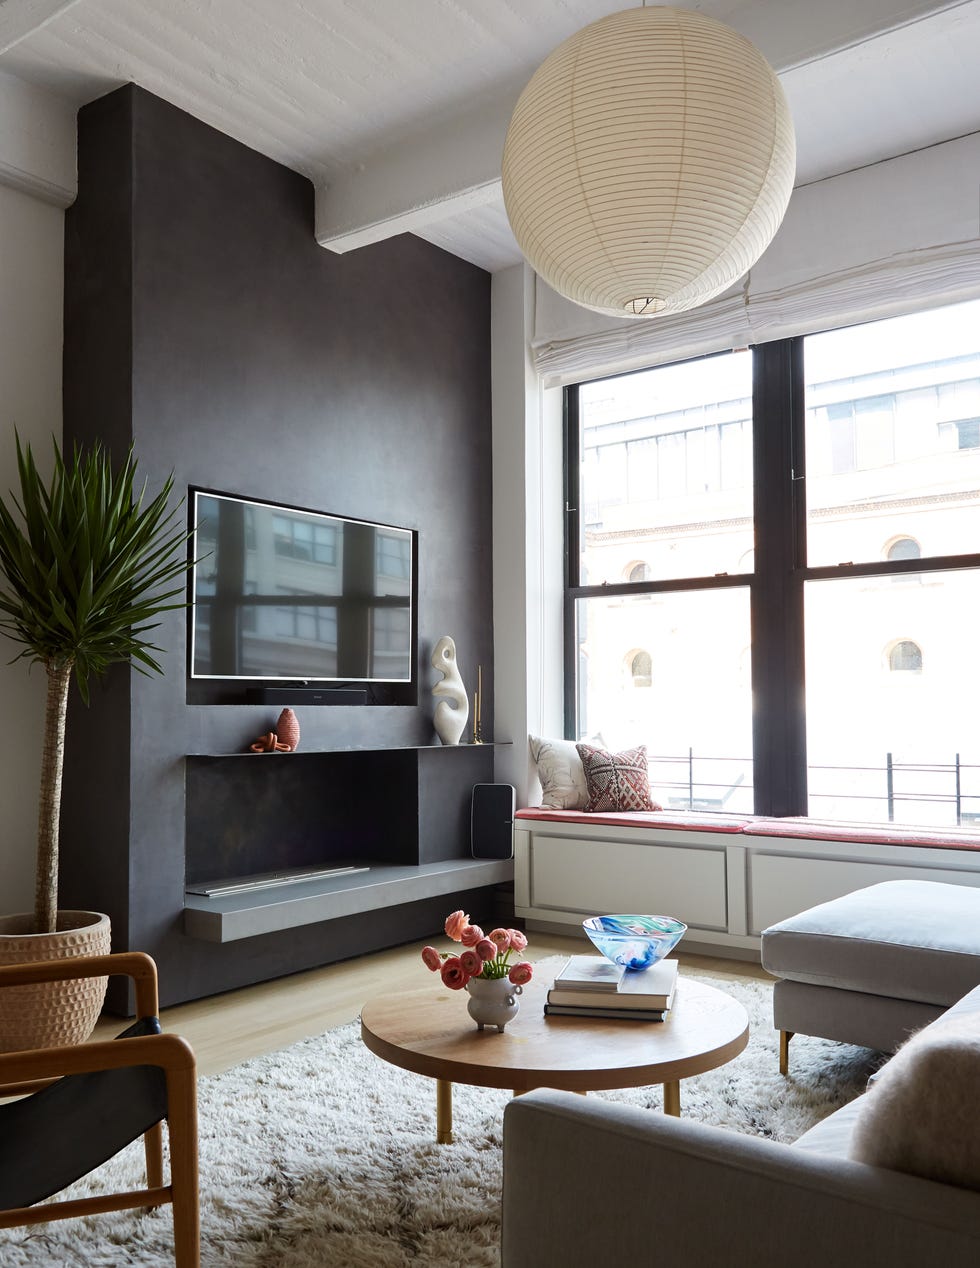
(513, 808, 980, 955)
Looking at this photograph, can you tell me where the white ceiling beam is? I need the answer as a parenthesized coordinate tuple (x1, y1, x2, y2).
(315, 0, 970, 255)
(0, 0, 84, 55)
(315, 86, 519, 254)
(725, 0, 972, 70)
(0, 69, 76, 206)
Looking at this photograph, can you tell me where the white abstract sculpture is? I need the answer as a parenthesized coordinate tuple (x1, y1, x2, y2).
(431, 635, 469, 746)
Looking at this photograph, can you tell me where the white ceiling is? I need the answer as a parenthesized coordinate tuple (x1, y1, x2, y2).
(1, 0, 978, 272)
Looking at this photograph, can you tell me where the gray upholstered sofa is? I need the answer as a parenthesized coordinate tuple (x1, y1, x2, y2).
(501, 983, 980, 1267)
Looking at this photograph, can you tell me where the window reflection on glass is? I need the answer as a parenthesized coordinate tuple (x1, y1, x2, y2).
(805, 569, 979, 825)
(578, 351, 753, 585)
(804, 299, 980, 567)
(956, 418, 980, 449)
(886, 537, 921, 561)
(272, 514, 336, 564)
(630, 649, 652, 687)
(372, 607, 410, 652)
(377, 531, 411, 581)
(371, 607, 411, 676)
(574, 588, 753, 812)
(889, 640, 923, 672)
(275, 588, 337, 648)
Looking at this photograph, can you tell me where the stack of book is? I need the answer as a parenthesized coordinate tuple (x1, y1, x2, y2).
(544, 955, 678, 1021)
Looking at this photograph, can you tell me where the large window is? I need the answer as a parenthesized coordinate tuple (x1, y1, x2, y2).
(565, 299, 980, 826)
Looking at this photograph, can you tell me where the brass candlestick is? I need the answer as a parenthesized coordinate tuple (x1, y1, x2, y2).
(472, 664, 484, 743)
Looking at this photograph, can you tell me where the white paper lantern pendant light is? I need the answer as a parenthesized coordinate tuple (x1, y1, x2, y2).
(502, 5, 796, 319)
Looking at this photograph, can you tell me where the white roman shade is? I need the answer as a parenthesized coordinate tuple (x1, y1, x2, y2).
(528, 131, 980, 387)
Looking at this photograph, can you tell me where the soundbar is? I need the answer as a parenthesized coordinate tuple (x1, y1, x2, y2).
(246, 686, 369, 706)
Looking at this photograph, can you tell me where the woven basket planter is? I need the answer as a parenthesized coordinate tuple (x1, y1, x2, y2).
(0, 910, 111, 1053)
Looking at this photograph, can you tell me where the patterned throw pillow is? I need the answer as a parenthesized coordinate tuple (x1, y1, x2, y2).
(575, 743, 660, 813)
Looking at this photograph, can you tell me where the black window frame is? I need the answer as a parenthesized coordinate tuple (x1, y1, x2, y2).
(563, 330, 980, 819)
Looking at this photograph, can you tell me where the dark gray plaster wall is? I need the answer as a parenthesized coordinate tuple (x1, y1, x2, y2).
(60, 85, 495, 1008)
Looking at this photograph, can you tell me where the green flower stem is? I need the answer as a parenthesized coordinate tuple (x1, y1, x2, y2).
(479, 949, 514, 980)
(439, 939, 523, 980)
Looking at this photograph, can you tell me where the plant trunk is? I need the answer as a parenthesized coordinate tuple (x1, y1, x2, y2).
(34, 660, 72, 935)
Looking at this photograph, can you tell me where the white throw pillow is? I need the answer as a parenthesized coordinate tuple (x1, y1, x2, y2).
(528, 736, 591, 809)
(849, 1010, 980, 1192)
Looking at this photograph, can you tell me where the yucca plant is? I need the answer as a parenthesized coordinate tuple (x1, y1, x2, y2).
(0, 435, 192, 934)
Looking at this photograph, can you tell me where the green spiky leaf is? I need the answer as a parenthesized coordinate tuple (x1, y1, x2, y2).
(0, 434, 193, 697)
(0, 433, 195, 933)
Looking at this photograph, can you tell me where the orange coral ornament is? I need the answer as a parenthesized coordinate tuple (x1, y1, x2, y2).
(249, 732, 292, 753)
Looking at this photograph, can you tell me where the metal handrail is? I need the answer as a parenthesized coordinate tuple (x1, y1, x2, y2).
(634, 747, 979, 825)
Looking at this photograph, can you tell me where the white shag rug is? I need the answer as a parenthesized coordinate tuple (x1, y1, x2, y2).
(0, 964, 883, 1267)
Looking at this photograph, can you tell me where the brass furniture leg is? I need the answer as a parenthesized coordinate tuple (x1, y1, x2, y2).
(663, 1081, 681, 1116)
(436, 1078, 453, 1144)
(779, 1030, 794, 1076)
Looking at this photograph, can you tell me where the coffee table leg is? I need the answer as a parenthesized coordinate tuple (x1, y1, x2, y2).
(436, 1078, 453, 1144)
(663, 1081, 681, 1116)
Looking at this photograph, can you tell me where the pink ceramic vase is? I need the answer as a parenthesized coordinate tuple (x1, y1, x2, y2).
(276, 707, 301, 751)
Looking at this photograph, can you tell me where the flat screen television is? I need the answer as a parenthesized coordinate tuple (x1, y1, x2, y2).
(189, 490, 415, 685)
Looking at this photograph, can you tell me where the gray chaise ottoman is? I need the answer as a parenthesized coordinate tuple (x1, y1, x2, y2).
(761, 878, 980, 1071)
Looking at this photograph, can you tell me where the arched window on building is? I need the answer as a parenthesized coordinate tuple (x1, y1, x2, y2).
(628, 562, 651, 582)
(886, 536, 922, 585)
(889, 640, 923, 672)
(886, 537, 921, 562)
(630, 650, 652, 687)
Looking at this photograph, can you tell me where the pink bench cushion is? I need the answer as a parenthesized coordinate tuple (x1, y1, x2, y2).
(745, 817, 980, 852)
(514, 807, 751, 834)
(515, 808, 980, 850)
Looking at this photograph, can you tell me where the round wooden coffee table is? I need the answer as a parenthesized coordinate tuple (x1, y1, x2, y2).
(361, 973, 748, 1143)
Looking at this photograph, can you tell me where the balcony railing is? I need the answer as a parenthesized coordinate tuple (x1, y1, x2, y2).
(646, 749, 980, 827)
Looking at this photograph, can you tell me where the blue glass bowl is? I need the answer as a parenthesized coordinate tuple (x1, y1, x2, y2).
(583, 914, 688, 972)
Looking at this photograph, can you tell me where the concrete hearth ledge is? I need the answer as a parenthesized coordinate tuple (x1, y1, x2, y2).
(183, 857, 514, 943)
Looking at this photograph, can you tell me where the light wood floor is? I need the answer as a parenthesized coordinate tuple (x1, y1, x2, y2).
(93, 931, 773, 1077)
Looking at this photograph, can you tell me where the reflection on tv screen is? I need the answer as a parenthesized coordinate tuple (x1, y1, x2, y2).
(191, 492, 413, 682)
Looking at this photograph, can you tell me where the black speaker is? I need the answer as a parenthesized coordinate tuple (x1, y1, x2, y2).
(471, 784, 516, 860)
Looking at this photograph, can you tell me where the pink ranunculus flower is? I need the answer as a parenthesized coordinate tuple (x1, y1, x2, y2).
(444, 910, 469, 942)
(441, 957, 469, 990)
(429, 910, 532, 994)
(508, 961, 533, 986)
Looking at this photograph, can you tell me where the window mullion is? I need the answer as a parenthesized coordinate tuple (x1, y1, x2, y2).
(751, 337, 808, 816)
(564, 386, 581, 737)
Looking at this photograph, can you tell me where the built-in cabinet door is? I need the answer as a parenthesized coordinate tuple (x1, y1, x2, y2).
(529, 834, 728, 931)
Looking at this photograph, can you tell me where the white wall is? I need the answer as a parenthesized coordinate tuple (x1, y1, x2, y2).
(490, 263, 564, 802)
(0, 180, 66, 913)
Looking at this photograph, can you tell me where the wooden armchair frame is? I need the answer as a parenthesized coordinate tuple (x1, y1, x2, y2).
(0, 952, 199, 1267)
